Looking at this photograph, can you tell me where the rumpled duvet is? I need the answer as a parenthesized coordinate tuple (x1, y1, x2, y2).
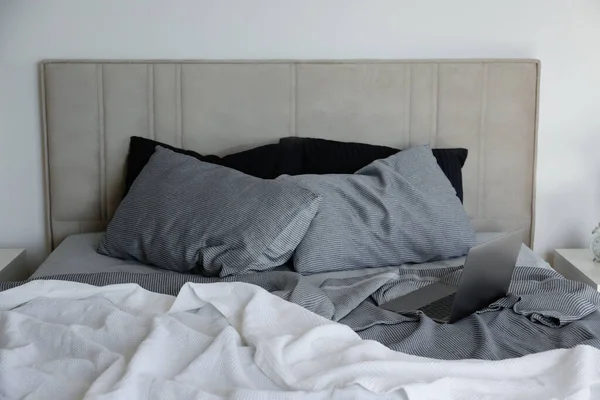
(2, 263, 600, 398)
(2, 279, 600, 399)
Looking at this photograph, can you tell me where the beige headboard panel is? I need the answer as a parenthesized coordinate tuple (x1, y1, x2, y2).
(40, 59, 539, 250)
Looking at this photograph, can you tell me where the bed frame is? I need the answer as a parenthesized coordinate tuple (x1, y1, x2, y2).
(40, 59, 540, 251)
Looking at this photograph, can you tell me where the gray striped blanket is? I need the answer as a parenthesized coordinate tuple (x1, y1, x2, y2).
(2, 266, 600, 360)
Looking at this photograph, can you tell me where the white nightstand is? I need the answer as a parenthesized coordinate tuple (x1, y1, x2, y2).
(553, 249, 600, 291)
(0, 249, 26, 281)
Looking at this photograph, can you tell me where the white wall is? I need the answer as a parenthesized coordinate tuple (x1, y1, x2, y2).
(1, 0, 600, 268)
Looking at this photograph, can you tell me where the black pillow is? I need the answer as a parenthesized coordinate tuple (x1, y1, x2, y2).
(279, 137, 468, 202)
(124, 136, 287, 198)
(125, 136, 468, 202)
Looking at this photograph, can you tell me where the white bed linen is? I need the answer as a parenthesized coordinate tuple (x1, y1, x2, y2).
(1, 279, 599, 399)
(31, 232, 550, 280)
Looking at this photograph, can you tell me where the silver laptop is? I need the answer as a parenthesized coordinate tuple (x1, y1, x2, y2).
(380, 231, 523, 324)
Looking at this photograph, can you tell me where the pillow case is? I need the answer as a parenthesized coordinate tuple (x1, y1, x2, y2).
(99, 146, 322, 277)
(279, 137, 468, 202)
(281, 145, 476, 275)
(124, 136, 287, 197)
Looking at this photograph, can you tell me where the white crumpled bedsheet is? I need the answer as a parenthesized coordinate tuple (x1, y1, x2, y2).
(1, 280, 600, 400)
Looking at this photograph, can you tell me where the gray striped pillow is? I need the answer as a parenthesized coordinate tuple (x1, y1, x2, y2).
(282, 145, 476, 274)
(97, 146, 322, 277)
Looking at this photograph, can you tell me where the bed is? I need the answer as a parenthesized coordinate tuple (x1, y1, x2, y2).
(3, 59, 600, 399)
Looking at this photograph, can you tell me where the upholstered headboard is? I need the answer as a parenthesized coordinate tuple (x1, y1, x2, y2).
(40, 59, 539, 251)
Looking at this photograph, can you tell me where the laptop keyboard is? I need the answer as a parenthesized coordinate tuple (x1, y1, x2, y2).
(418, 293, 457, 321)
